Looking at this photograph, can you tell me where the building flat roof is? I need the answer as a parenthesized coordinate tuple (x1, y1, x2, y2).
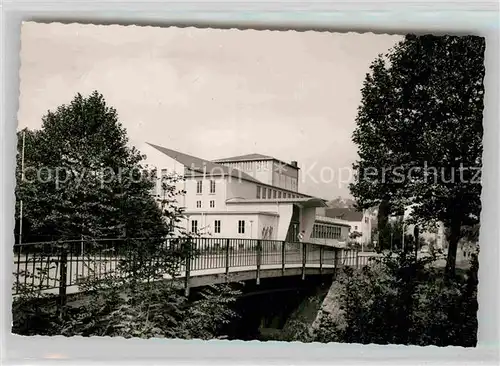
(213, 153, 300, 170)
(184, 210, 279, 217)
(226, 197, 327, 208)
(314, 215, 352, 228)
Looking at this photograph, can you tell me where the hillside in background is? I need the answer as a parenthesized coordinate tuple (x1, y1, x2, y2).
(326, 197, 356, 209)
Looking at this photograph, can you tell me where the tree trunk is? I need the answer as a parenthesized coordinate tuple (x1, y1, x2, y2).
(377, 199, 391, 250)
(445, 220, 462, 277)
(414, 226, 420, 259)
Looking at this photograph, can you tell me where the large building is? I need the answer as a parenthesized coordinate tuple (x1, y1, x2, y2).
(145, 143, 350, 246)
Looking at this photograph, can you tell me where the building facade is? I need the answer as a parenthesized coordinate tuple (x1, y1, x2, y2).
(145, 143, 350, 247)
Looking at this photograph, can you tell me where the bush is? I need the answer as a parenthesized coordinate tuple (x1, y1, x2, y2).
(12, 240, 241, 339)
(310, 251, 478, 346)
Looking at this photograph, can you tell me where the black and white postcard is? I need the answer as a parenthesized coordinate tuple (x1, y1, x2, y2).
(13, 22, 485, 347)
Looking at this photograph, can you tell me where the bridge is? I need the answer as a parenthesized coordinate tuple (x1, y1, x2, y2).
(12, 237, 378, 301)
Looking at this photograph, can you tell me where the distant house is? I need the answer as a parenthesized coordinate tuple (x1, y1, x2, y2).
(323, 208, 372, 245)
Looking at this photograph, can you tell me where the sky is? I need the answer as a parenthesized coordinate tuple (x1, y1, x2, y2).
(18, 22, 402, 200)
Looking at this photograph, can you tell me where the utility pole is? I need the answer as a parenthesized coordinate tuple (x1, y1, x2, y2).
(18, 130, 26, 245)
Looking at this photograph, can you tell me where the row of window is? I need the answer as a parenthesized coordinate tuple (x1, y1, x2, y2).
(256, 186, 302, 200)
(196, 200, 216, 208)
(196, 180, 217, 194)
(190, 220, 343, 239)
(190, 219, 245, 234)
(311, 224, 343, 239)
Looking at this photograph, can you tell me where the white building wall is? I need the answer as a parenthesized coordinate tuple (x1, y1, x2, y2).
(253, 161, 273, 185)
(186, 212, 283, 240)
(218, 160, 273, 185)
(185, 177, 228, 211)
(226, 179, 258, 200)
(300, 207, 316, 242)
(349, 212, 372, 244)
(258, 214, 279, 240)
(276, 204, 294, 241)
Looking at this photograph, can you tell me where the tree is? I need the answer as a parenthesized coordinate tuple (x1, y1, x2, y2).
(16, 91, 171, 242)
(310, 252, 478, 346)
(349, 35, 485, 276)
(12, 92, 241, 339)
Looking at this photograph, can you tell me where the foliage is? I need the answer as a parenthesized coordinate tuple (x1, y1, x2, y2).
(15, 91, 171, 242)
(349, 231, 362, 239)
(12, 242, 241, 339)
(12, 91, 240, 339)
(181, 284, 241, 340)
(349, 35, 485, 276)
(309, 251, 478, 346)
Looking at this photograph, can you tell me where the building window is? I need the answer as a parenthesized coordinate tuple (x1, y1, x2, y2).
(273, 190, 277, 198)
(267, 189, 272, 199)
(210, 180, 216, 194)
(256, 186, 261, 199)
(354, 225, 358, 231)
(196, 200, 202, 208)
(278, 191, 282, 199)
(238, 220, 245, 234)
(210, 200, 215, 208)
(365, 217, 369, 224)
(191, 220, 198, 233)
(196, 180, 203, 194)
(214, 220, 221, 234)
(262, 187, 267, 199)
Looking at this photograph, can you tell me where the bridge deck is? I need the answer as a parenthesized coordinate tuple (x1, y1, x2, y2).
(12, 238, 378, 297)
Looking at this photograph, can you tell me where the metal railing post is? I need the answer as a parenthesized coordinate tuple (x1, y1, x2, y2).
(319, 245, 323, 274)
(334, 248, 340, 278)
(184, 238, 191, 297)
(281, 241, 286, 276)
(225, 238, 230, 278)
(301, 242, 306, 280)
(58, 244, 68, 318)
(256, 240, 262, 285)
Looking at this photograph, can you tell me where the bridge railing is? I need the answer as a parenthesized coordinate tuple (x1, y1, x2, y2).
(12, 237, 377, 297)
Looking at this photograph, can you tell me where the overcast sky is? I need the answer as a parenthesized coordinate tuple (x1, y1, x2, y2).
(18, 22, 402, 199)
